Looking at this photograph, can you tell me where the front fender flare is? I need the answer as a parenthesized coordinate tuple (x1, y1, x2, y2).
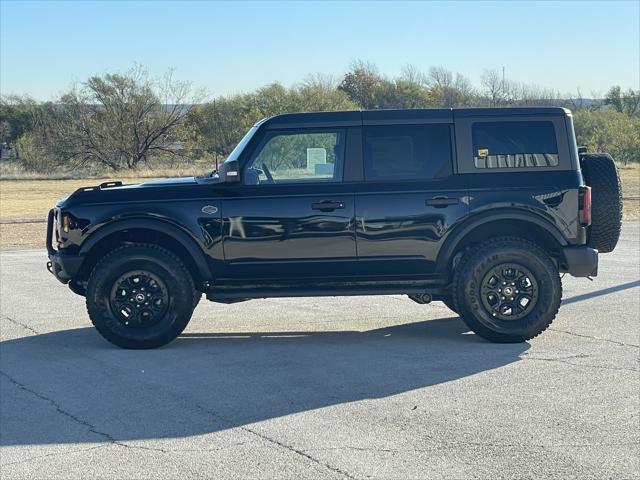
(79, 218, 213, 280)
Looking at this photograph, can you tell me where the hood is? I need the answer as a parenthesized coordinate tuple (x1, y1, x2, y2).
(60, 176, 199, 207)
(135, 176, 198, 187)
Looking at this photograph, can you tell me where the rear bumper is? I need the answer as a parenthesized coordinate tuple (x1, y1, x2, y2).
(561, 246, 598, 277)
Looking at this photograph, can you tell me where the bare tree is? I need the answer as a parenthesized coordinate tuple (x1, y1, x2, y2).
(481, 69, 508, 106)
(400, 64, 428, 86)
(427, 66, 454, 88)
(34, 66, 203, 171)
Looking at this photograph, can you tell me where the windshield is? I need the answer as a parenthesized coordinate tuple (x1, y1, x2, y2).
(224, 126, 258, 164)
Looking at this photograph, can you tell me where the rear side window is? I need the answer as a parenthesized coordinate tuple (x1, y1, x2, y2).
(472, 121, 559, 169)
(363, 124, 452, 181)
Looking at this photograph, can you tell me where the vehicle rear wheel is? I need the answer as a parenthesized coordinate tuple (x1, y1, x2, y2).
(452, 237, 561, 343)
(86, 243, 197, 349)
(580, 153, 622, 253)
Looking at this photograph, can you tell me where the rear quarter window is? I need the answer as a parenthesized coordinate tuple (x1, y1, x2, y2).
(472, 121, 559, 169)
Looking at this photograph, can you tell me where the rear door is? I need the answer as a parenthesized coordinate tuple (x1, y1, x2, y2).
(355, 110, 468, 277)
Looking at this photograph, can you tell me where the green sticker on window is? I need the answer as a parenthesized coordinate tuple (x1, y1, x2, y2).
(477, 148, 489, 157)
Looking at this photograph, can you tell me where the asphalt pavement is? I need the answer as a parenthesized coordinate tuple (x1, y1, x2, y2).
(1, 223, 639, 479)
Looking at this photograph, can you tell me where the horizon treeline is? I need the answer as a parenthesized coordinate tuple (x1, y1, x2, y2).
(1, 63, 638, 173)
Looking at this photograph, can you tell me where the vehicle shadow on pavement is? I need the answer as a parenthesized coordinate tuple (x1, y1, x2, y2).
(1, 317, 528, 446)
(562, 279, 640, 305)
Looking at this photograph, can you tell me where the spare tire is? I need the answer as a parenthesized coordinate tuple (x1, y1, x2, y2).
(580, 153, 622, 253)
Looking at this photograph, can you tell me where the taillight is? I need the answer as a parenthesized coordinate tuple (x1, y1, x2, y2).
(580, 186, 592, 226)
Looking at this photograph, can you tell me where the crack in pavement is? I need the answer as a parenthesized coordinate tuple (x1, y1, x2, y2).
(548, 328, 639, 348)
(1, 315, 39, 336)
(194, 404, 357, 480)
(1, 444, 109, 467)
(303, 440, 640, 454)
(0, 371, 256, 465)
(1, 370, 120, 445)
(522, 356, 639, 373)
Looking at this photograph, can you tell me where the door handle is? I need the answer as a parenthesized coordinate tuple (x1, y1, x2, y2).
(426, 196, 459, 207)
(312, 201, 345, 212)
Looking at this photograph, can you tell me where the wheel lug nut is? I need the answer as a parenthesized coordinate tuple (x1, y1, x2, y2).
(502, 296, 506, 300)
(502, 282, 506, 285)
(510, 297, 514, 301)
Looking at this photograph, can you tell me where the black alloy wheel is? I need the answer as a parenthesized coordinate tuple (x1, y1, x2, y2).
(109, 271, 170, 328)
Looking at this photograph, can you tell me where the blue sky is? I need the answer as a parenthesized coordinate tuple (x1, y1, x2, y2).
(1, 0, 638, 100)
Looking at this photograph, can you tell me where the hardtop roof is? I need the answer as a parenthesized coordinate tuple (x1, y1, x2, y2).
(261, 107, 571, 128)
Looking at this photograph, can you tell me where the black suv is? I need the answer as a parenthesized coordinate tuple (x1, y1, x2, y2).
(47, 107, 623, 349)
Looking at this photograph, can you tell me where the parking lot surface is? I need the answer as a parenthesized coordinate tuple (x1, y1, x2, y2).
(1, 223, 638, 479)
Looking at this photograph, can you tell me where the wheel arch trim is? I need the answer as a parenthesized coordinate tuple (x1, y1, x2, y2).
(436, 209, 568, 273)
(79, 218, 213, 280)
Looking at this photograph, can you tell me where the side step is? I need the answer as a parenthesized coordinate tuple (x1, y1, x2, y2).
(205, 283, 449, 303)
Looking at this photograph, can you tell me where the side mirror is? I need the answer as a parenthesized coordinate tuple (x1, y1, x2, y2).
(219, 160, 240, 183)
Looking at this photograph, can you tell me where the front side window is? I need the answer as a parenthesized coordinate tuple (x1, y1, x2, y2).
(243, 130, 344, 185)
(472, 121, 559, 169)
(363, 124, 452, 181)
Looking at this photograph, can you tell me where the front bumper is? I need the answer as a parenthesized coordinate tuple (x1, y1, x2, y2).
(46, 208, 83, 284)
(47, 252, 83, 284)
(561, 246, 598, 277)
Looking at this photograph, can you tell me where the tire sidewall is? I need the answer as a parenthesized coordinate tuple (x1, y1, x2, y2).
(458, 245, 560, 340)
(87, 247, 194, 348)
(580, 153, 622, 253)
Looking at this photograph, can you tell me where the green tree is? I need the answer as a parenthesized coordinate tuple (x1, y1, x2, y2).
(0, 95, 38, 158)
(605, 86, 640, 116)
(574, 109, 640, 165)
(338, 62, 384, 109)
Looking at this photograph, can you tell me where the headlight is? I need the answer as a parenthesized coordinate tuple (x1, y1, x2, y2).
(62, 214, 71, 233)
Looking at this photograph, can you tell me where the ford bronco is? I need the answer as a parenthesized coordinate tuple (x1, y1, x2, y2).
(46, 107, 623, 348)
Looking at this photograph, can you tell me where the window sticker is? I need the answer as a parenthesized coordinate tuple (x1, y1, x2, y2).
(306, 148, 327, 173)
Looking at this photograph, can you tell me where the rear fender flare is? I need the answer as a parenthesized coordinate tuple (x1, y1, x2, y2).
(436, 210, 568, 273)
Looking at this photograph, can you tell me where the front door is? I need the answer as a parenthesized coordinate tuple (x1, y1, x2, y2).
(219, 128, 357, 280)
(355, 119, 468, 277)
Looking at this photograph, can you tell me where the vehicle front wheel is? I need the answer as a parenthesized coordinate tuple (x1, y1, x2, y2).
(441, 297, 458, 314)
(86, 243, 197, 349)
(452, 237, 562, 343)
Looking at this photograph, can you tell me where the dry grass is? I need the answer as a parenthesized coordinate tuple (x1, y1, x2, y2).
(619, 164, 640, 197)
(0, 167, 638, 250)
(0, 177, 169, 218)
(0, 223, 47, 250)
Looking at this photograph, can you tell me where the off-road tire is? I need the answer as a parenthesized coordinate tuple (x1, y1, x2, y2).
(441, 297, 458, 314)
(580, 153, 622, 253)
(452, 237, 562, 343)
(86, 243, 197, 349)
